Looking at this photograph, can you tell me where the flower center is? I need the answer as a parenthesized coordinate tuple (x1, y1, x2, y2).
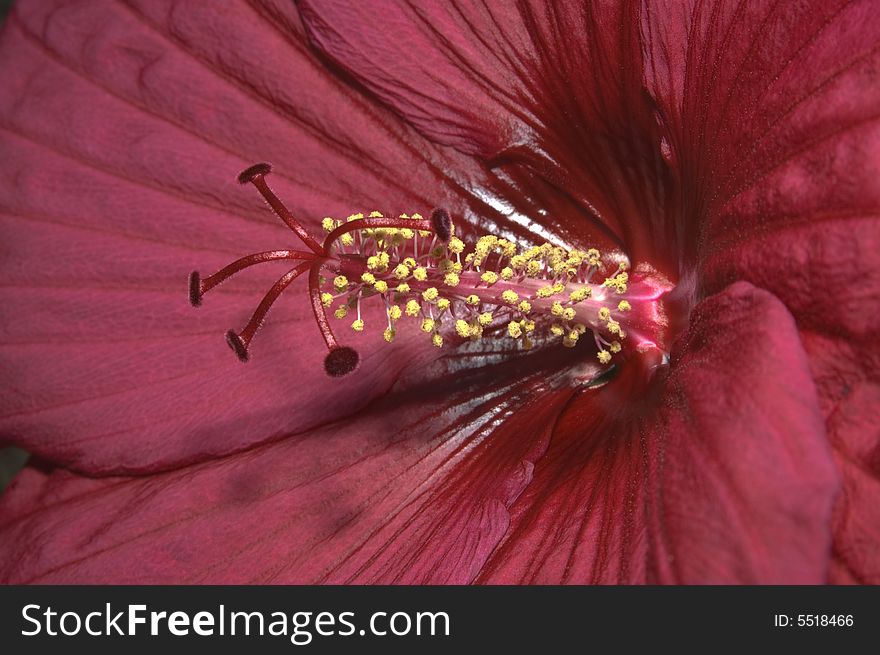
(189, 164, 669, 377)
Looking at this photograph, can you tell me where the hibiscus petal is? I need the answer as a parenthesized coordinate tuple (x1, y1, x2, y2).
(797, 332, 880, 583)
(0, 345, 582, 583)
(644, 0, 880, 581)
(298, 0, 674, 267)
(0, 0, 489, 473)
(477, 282, 838, 583)
(643, 0, 880, 259)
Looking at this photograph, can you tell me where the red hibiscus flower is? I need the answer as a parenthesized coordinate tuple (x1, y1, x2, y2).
(0, 0, 877, 584)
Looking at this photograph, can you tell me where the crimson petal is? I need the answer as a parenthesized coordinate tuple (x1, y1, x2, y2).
(0, 347, 578, 583)
(478, 283, 838, 583)
(0, 0, 486, 474)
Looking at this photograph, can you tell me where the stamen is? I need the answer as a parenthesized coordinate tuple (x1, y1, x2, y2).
(192, 164, 666, 378)
(323, 216, 433, 253)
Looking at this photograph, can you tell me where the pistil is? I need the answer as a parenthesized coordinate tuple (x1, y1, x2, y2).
(190, 163, 655, 377)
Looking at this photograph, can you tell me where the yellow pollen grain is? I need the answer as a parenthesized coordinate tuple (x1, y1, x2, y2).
(618, 300, 631, 312)
(388, 305, 402, 321)
(374, 280, 389, 294)
(396, 283, 411, 294)
(501, 290, 519, 305)
(562, 307, 576, 321)
(550, 324, 564, 337)
(607, 320, 621, 335)
(334, 305, 348, 319)
(405, 300, 421, 317)
(597, 350, 612, 364)
(361, 272, 376, 285)
(448, 237, 465, 254)
(320, 292, 334, 307)
(351, 318, 365, 332)
(466, 294, 480, 306)
(383, 327, 395, 342)
(340, 233, 354, 246)
(455, 319, 471, 338)
(403, 257, 417, 268)
(422, 287, 439, 302)
(478, 312, 493, 326)
(333, 275, 348, 292)
(432, 333, 443, 348)
(421, 318, 435, 333)
(437, 298, 450, 311)
(321, 217, 336, 232)
(508, 321, 523, 339)
(523, 320, 535, 333)
(500, 267, 514, 281)
(570, 287, 592, 303)
(369, 210, 383, 218)
(598, 307, 611, 321)
(413, 267, 428, 281)
(526, 260, 542, 277)
(400, 228, 414, 240)
(518, 300, 532, 313)
(551, 301, 564, 316)
(567, 330, 579, 342)
(394, 264, 410, 279)
(444, 272, 460, 287)
(347, 213, 364, 221)
(610, 341, 622, 353)
(481, 271, 499, 286)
